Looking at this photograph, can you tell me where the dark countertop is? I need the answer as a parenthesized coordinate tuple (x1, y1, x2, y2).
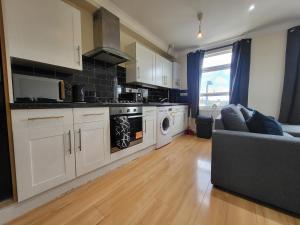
(10, 102, 189, 110)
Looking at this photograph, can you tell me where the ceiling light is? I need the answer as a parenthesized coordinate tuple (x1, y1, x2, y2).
(248, 4, 255, 12)
(197, 12, 203, 39)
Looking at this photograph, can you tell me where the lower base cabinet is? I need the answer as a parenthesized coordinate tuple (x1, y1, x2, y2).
(12, 109, 76, 201)
(171, 106, 188, 136)
(12, 108, 110, 201)
(143, 107, 157, 148)
(73, 108, 110, 177)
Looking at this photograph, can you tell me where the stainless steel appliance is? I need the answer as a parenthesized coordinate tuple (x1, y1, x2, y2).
(110, 106, 143, 153)
(84, 8, 132, 66)
(13, 74, 65, 102)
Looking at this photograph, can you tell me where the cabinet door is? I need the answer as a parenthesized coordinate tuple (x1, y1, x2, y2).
(173, 111, 184, 135)
(184, 107, 189, 130)
(143, 116, 156, 148)
(164, 59, 173, 88)
(172, 62, 181, 89)
(155, 54, 164, 86)
(136, 44, 155, 84)
(74, 121, 109, 176)
(158, 57, 173, 88)
(12, 109, 75, 201)
(143, 107, 156, 148)
(4, 0, 82, 70)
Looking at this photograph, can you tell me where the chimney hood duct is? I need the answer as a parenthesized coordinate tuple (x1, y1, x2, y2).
(84, 8, 132, 65)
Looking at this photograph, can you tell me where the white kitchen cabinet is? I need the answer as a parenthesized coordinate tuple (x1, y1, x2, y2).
(155, 54, 164, 87)
(126, 42, 173, 88)
(171, 106, 188, 136)
(3, 0, 82, 70)
(143, 107, 157, 148)
(126, 42, 155, 85)
(162, 58, 173, 88)
(155, 55, 172, 88)
(73, 108, 110, 177)
(11, 109, 75, 201)
(172, 62, 181, 89)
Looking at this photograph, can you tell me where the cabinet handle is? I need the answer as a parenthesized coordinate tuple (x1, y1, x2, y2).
(79, 129, 82, 151)
(28, 116, 64, 121)
(144, 120, 147, 133)
(77, 45, 81, 65)
(68, 130, 72, 155)
(83, 113, 104, 117)
(127, 115, 143, 119)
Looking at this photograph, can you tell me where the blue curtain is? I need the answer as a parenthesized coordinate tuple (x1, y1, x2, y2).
(229, 39, 251, 106)
(279, 26, 300, 124)
(187, 50, 205, 118)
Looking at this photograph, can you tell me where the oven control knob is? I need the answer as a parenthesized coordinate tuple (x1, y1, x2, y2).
(127, 109, 130, 112)
(134, 109, 136, 112)
(119, 110, 122, 113)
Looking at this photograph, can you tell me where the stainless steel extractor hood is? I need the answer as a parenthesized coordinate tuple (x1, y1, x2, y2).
(84, 8, 132, 65)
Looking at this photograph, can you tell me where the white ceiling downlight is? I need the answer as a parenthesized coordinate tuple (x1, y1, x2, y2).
(248, 4, 256, 12)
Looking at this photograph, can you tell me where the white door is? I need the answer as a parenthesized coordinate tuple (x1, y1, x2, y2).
(155, 54, 164, 86)
(12, 109, 75, 201)
(74, 121, 109, 176)
(136, 44, 155, 84)
(3, 0, 82, 70)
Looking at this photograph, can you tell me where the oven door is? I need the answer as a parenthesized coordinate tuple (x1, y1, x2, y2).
(110, 113, 143, 153)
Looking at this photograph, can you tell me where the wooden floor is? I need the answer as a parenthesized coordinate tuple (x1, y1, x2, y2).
(6, 135, 300, 225)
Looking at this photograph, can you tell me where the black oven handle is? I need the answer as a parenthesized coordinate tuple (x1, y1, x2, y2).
(127, 115, 143, 119)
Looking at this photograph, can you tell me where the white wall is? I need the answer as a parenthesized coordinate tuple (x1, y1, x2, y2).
(248, 31, 286, 118)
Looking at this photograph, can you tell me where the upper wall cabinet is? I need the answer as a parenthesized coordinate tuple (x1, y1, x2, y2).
(3, 0, 82, 70)
(172, 62, 181, 89)
(162, 57, 173, 88)
(126, 42, 173, 88)
(126, 42, 155, 85)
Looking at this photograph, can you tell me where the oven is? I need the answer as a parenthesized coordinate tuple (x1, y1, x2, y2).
(110, 107, 143, 153)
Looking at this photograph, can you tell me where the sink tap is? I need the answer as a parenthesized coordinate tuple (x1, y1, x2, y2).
(159, 98, 169, 103)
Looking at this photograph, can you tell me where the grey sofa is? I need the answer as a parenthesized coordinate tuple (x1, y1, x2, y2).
(212, 118, 300, 215)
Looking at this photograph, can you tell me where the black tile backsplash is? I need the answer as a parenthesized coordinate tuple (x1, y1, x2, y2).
(11, 57, 184, 103)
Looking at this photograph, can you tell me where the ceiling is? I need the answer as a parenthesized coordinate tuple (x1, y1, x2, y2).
(110, 0, 300, 51)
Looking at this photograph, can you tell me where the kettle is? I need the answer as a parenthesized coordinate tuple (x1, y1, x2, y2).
(72, 85, 85, 102)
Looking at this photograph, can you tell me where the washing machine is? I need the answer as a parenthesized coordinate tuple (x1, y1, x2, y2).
(156, 106, 173, 149)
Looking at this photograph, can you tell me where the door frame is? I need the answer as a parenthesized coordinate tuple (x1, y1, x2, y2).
(0, 0, 17, 203)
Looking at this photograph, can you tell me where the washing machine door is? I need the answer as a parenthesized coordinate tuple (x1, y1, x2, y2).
(160, 115, 171, 135)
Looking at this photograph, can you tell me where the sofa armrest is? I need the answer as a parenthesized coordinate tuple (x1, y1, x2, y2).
(211, 130, 300, 215)
(214, 118, 224, 130)
(282, 124, 300, 137)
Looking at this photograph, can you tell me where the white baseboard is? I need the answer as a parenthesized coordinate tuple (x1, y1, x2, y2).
(0, 145, 155, 225)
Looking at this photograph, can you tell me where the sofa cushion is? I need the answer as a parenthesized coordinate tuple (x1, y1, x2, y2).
(246, 111, 283, 136)
(221, 105, 249, 132)
(237, 104, 254, 121)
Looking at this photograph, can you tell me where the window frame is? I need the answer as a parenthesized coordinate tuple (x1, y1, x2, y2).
(199, 46, 232, 109)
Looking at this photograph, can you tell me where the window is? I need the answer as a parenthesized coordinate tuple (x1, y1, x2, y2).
(199, 47, 232, 108)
